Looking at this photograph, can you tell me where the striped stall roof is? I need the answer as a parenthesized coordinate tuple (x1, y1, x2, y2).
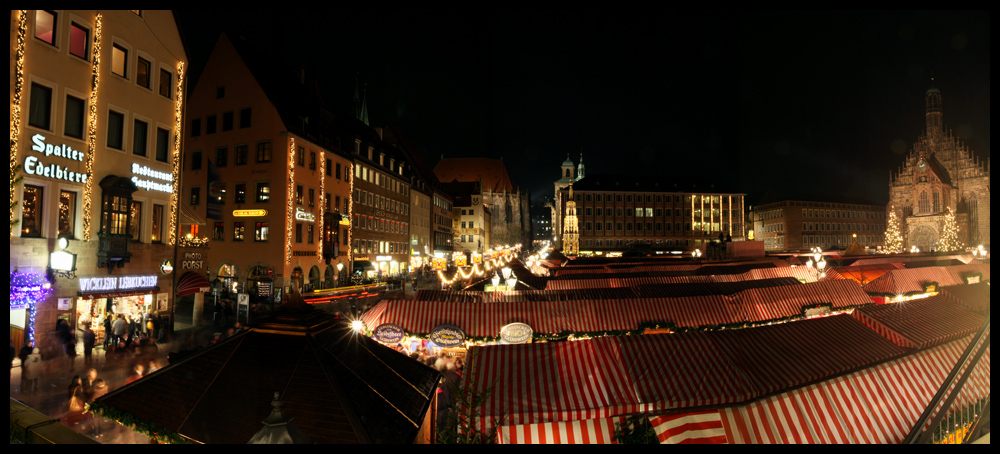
(650, 411, 727, 444)
(734, 279, 872, 324)
(708, 335, 990, 444)
(937, 283, 991, 315)
(849, 296, 986, 349)
(466, 315, 907, 431)
(862, 264, 991, 296)
(849, 253, 976, 267)
(498, 417, 621, 444)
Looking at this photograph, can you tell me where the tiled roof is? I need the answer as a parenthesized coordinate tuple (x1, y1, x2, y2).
(92, 309, 439, 444)
(434, 158, 519, 193)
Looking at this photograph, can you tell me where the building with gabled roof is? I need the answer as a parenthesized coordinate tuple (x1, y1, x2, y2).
(888, 85, 990, 251)
(434, 158, 530, 249)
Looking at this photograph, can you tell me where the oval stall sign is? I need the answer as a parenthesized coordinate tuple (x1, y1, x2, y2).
(373, 324, 405, 344)
(500, 323, 533, 344)
(429, 324, 466, 348)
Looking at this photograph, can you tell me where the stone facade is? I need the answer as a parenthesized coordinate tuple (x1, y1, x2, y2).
(888, 87, 990, 251)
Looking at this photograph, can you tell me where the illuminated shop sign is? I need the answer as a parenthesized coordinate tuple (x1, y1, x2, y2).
(295, 207, 315, 222)
(233, 209, 268, 217)
(79, 275, 158, 293)
(131, 163, 173, 193)
(25, 134, 88, 183)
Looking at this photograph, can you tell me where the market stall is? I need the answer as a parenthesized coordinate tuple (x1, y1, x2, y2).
(652, 334, 990, 444)
(862, 264, 990, 302)
(735, 279, 873, 324)
(937, 282, 991, 315)
(849, 295, 985, 349)
(465, 315, 906, 437)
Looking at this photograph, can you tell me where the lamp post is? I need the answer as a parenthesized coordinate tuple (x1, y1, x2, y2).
(336, 262, 344, 288)
(805, 247, 827, 281)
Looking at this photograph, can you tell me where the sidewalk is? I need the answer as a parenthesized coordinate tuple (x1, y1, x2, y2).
(10, 325, 217, 444)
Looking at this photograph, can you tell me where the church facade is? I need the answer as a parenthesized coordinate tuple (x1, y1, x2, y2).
(547, 154, 585, 250)
(888, 87, 990, 251)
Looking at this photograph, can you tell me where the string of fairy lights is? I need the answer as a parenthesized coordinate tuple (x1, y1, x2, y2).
(317, 149, 326, 262)
(83, 14, 103, 241)
(436, 247, 522, 286)
(285, 138, 296, 264)
(11, 11, 28, 235)
(169, 60, 184, 245)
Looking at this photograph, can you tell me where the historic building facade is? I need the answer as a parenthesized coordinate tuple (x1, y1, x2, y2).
(750, 200, 886, 252)
(10, 10, 186, 353)
(558, 174, 746, 255)
(434, 158, 531, 250)
(888, 87, 990, 251)
(547, 154, 585, 249)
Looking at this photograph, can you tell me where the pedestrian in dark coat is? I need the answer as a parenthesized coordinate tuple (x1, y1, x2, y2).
(82, 326, 96, 368)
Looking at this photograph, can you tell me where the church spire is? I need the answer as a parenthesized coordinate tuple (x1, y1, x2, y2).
(354, 74, 369, 126)
(925, 77, 943, 136)
(576, 151, 585, 181)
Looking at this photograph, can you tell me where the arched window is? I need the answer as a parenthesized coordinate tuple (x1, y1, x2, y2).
(932, 190, 940, 213)
(565, 169, 570, 178)
(918, 191, 930, 214)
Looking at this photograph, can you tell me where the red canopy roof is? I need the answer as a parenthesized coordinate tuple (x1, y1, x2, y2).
(175, 271, 211, 296)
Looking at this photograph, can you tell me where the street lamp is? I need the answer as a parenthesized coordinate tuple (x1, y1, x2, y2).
(336, 262, 344, 288)
(805, 247, 827, 280)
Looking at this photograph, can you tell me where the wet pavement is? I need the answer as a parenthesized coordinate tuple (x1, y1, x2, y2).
(10, 325, 221, 444)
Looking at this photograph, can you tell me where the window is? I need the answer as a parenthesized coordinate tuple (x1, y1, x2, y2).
(309, 151, 317, 170)
(255, 222, 269, 242)
(190, 187, 200, 205)
(148, 127, 168, 163)
(308, 188, 315, 207)
(57, 191, 77, 238)
(132, 119, 148, 157)
(64, 95, 85, 139)
(256, 141, 272, 163)
(29, 83, 52, 130)
(297, 146, 305, 167)
(325, 159, 333, 177)
(100, 193, 130, 236)
(206, 115, 216, 134)
(129, 201, 142, 242)
(233, 222, 245, 241)
(69, 22, 89, 59)
(239, 108, 251, 128)
(234, 184, 246, 204)
(213, 222, 225, 241)
(235, 144, 248, 165)
(216, 86, 225, 99)
(151, 204, 163, 243)
(295, 185, 303, 205)
(21, 185, 44, 238)
(137, 57, 151, 88)
(190, 150, 202, 171)
(295, 223, 302, 243)
(307, 225, 314, 244)
(191, 118, 201, 137)
(222, 111, 233, 131)
(255, 182, 270, 202)
(112, 44, 128, 78)
(34, 10, 57, 45)
(158, 69, 172, 98)
(919, 191, 930, 214)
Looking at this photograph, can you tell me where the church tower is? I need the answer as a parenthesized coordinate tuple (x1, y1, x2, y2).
(576, 153, 585, 181)
(563, 183, 579, 256)
(925, 86, 943, 136)
(561, 154, 576, 181)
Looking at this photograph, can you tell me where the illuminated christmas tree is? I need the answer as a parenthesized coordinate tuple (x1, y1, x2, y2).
(935, 207, 964, 252)
(884, 207, 903, 253)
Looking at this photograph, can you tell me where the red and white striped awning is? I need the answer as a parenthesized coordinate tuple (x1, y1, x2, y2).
(849, 295, 986, 349)
(654, 335, 990, 444)
(863, 264, 990, 296)
(498, 418, 621, 444)
(466, 315, 907, 432)
(735, 279, 872, 323)
(937, 283, 991, 315)
(649, 411, 728, 444)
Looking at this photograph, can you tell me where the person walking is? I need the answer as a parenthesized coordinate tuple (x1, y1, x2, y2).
(17, 341, 33, 393)
(82, 368, 99, 402)
(102, 315, 113, 349)
(111, 314, 127, 347)
(22, 347, 42, 395)
(66, 375, 86, 425)
(82, 326, 96, 368)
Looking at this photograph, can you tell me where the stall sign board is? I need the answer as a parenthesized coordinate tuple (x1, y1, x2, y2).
(373, 324, 405, 344)
(237, 293, 250, 325)
(257, 281, 272, 297)
(803, 304, 832, 318)
(500, 323, 533, 344)
(429, 324, 465, 348)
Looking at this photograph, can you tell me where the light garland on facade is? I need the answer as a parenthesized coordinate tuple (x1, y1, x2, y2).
(10, 271, 52, 344)
(11, 11, 28, 235)
(347, 164, 353, 265)
(83, 14, 103, 241)
(286, 138, 296, 264)
(317, 152, 326, 261)
(168, 60, 184, 245)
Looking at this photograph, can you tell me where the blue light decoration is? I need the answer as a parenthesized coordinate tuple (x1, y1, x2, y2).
(10, 270, 53, 343)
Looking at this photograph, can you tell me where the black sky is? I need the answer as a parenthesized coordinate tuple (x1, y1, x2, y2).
(176, 10, 990, 208)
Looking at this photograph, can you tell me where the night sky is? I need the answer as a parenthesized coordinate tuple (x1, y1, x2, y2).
(176, 11, 990, 209)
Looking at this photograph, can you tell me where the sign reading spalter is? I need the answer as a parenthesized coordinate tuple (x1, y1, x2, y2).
(25, 134, 88, 183)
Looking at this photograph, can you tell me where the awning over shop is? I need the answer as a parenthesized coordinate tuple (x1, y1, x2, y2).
(354, 261, 375, 271)
(176, 271, 211, 296)
(499, 417, 621, 444)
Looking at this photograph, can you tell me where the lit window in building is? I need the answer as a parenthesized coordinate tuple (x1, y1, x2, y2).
(151, 205, 163, 243)
(130, 201, 142, 242)
(233, 222, 245, 241)
(256, 182, 270, 202)
(21, 185, 44, 238)
(112, 43, 128, 78)
(255, 222, 269, 242)
(35, 10, 57, 44)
